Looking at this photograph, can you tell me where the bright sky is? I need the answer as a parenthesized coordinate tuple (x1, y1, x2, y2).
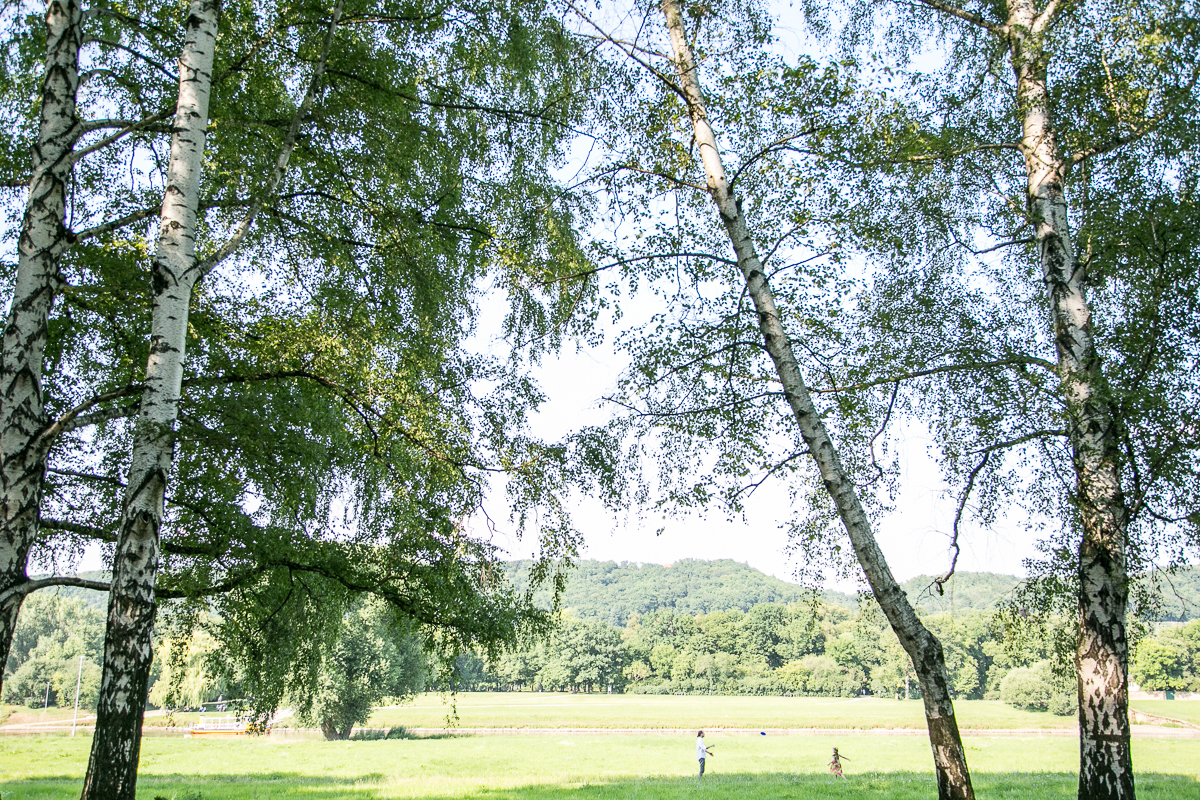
(466, 7, 1043, 590)
(471, 307, 1041, 590)
(56, 0, 1045, 592)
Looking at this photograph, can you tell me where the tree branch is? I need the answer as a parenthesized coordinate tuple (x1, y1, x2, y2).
(812, 357, 1059, 394)
(932, 451, 990, 595)
(540, 251, 737, 287)
(0, 576, 112, 605)
(907, 0, 1006, 35)
(67, 110, 173, 166)
(1071, 63, 1200, 164)
(192, 0, 344, 278)
(34, 385, 145, 453)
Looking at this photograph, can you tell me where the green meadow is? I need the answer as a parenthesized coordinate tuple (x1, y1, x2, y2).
(4, 695, 1199, 798)
(2, 731, 1199, 800)
(357, 693, 1078, 731)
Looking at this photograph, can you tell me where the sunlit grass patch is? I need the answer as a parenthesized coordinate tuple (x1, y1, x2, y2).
(1, 731, 1198, 800)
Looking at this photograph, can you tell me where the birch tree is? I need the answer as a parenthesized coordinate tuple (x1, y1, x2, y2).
(80, 0, 278, 793)
(567, 1, 974, 796)
(2, 1, 607, 793)
(0, 0, 85, 674)
(0, 0, 601, 697)
(794, 1, 1200, 797)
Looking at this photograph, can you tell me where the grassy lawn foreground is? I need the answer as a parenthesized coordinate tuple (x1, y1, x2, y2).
(2, 733, 1198, 800)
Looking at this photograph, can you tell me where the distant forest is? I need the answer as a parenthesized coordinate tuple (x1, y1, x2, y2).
(49, 559, 1200, 622)
(11, 560, 1199, 711)
(503, 559, 1200, 624)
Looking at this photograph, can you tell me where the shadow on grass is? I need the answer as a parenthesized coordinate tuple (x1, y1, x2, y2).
(3, 771, 1198, 800)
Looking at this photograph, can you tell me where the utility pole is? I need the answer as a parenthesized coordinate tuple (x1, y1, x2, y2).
(44, 680, 51, 711)
(72, 654, 84, 736)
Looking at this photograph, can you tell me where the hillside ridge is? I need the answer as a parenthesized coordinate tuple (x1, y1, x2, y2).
(502, 559, 1029, 625)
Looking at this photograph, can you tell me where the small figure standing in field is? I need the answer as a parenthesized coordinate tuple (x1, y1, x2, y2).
(696, 730, 713, 780)
(828, 747, 849, 778)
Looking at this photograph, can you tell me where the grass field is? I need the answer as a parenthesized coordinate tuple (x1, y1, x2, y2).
(4, 693, 1199, 800)
(2, 732, 1198, 800)
(1132, 702, 1200, 726)
(6, 695, 1195, 733)
(359, 693, 1081, 731)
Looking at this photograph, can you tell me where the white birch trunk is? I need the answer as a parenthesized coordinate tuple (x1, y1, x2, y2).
(1006, 3, 1133, 797)
(0, 0, 84, 683)
(659, 3, 974, 798)
(80, 1, 341, 794)
(80, 3, 218, 797)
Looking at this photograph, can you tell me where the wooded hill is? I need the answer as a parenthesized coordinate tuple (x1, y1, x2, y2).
(39, 560, 1200, 623)
(501, 559, 1200, 623)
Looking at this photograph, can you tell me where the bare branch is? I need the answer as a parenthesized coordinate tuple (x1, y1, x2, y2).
(932, 451, 991, 595)
(67, 110, 172, 166)
(864, 381, 901, 487)
(34, 385, 144, 452)
(730, 129, 821, 189)
(565, 0, 689, 103)
(70, 198, 255, 244)
(734, 450, 809, 500)
(79, 117, 170, 133)
(540, 251, 737, 287)
(0, 576, 111, 605)
(965, 428, 1067, 455)
(950, 233, 1035, 256)
(611, 163, 706, 191)
(61, 404, 140, 434)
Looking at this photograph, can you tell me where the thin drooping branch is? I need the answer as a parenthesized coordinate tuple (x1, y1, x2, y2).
(193, 0, 345, 278)
(909, 0, 1006, 35)
(865, 381, 901, 486)
(811, 356, 1059, 394)
(932, 451, 990, 595)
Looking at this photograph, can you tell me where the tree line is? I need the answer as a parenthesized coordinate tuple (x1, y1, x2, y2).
(17, 587, 1200, 733)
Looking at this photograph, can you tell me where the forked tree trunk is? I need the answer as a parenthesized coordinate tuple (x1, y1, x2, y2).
(321, 719, 354, 740)
(1006, 5, 1133, 798)
(0, 0, 84, 685)
(80, 3, 219, 798)
(659, 3, 974, 798)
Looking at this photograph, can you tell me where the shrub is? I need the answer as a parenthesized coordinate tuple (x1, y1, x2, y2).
(1000, 660, 1075, 715)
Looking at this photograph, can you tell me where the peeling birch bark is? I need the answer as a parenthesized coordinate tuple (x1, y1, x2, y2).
(80, 2, 220, 797)
(0, 0, 84, 685)
(1005, 3, 1134, 797)
(659, 2, 974, 798)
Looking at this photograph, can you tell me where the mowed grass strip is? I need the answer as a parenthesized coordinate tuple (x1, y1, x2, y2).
(362, 693, 1078, 731)
(2, 733, 1197, 800)
(1132, 702, 1200, 726)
